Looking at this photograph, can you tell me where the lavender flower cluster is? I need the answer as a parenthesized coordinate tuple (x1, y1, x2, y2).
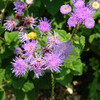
(4, 0, 74, 78)
(60, 0, 96, 29)
(12, 35, 73, 78)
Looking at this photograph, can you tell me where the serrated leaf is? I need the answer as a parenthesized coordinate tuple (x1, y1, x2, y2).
(22, 81, 34, 92)
(4, 31, 18, 44)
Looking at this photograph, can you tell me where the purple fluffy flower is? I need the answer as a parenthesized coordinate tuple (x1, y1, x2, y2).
(14, 47, 23, 55)
(73, 0, 85, 8)
(22, 40, 37, 55)
(24, 15, 37, 28)
(55, 42, 73, 60)
(47, 35, 61, 48)
(3, 18, 17, 31)
(30, 55, 46, 78)
(84, 18, 95, 29)
(60, 4, 72, 14)
(14, 0, 27, 15)
(67, 16, 78, 27)
(37, 17, 52, 36)
(45, 53, 63, 72)
(11, 57, 28, 77)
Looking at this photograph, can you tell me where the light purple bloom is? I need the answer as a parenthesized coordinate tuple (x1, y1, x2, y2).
(55, 42, 73, 60)
(24, 15, 37, 28)
(14, 47, 23, 55)
(11, 57, 28, 77)
(67, 16, 78, 27)
(47, 35, 61, 48)
(3, 18, 17, 31)
(26, 0, 33, 5)
(14, 0, 27, 15)
(37, 17, 52, 36)
(30, 55, 46, 78)
(60, 4, 72, 14)
(73, 0, 85, 8)
(22, 40, 37, 55)
(45, 53, 63, 72)
(74, 7, 93, 20)
(84, 18, 95, 29)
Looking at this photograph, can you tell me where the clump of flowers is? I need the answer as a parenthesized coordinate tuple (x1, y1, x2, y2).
(11, 33, 73, 78)
(60, 0, 96, 29)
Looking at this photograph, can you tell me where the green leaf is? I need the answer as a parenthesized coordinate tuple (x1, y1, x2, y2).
(12, 78, 25, 89)
(0, 88, 5, 100)
(4, 31, 19, 44)
(56, 74, 73, 88)
(0, 69, 5, 84)
(22, 81, 34, 92)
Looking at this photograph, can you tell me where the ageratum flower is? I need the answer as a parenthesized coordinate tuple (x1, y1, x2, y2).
(55, 42, 73, 60)
(84, 17, 95, 28)
(30, 55, 46, 78)
(24, 15, 37, 28)
(37, 17, 52, 36)
(3, 18, 17, 31)
(67, 16, 78, 27)
(14, 0, 27, 15)
(73, 0, 85, 8)
(22, 40, 37, 55)
(60, 4, 72, 14)
(87, 0, 100, 10)
(47, 35, 61, 48)
(26, 0, 33, 5)
(74, 7, 93, 20)
(11, 57, 28, 77)
(45, 53, 63, 72)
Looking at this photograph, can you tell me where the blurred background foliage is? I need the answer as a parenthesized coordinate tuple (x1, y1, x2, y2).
(0, 0, 100, 100)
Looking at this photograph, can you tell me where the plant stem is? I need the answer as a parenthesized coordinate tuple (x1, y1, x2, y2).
(0, 0, 9, 27)
(26, 5, 31, 15)
(70, 25, 78, 40)
(51, 73, 54, 100)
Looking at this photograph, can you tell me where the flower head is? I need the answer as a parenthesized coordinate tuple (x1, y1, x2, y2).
(67, 16, 78, 27)
(14, 0, 27, 15)
(26, 32, 37, 40)
(47, 35, 61, 48)
(30, 55, 46, 78)
(22, 40, 37, 55)
(24, 15, 37, 28)
(44, 53, 63, 72)
(3, 18, 17, 31)
(26, 0, 33, 5)
(37, 17, 52, 36)
(84, 17, 95, 29)
(73, 0, 85, 8)
(11, 57, 28, 77)
(60, 4, 72, 14)
(55, 42, 73, 60)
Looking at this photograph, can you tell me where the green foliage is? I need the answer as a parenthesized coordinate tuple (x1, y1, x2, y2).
(0, 0, 99, 99)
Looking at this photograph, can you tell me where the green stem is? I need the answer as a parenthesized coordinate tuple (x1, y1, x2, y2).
(70, 25, 78, 40)
(26, 5, 31, 15)
(0, 0, 9, 27)
(51, 73, 54, 100)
